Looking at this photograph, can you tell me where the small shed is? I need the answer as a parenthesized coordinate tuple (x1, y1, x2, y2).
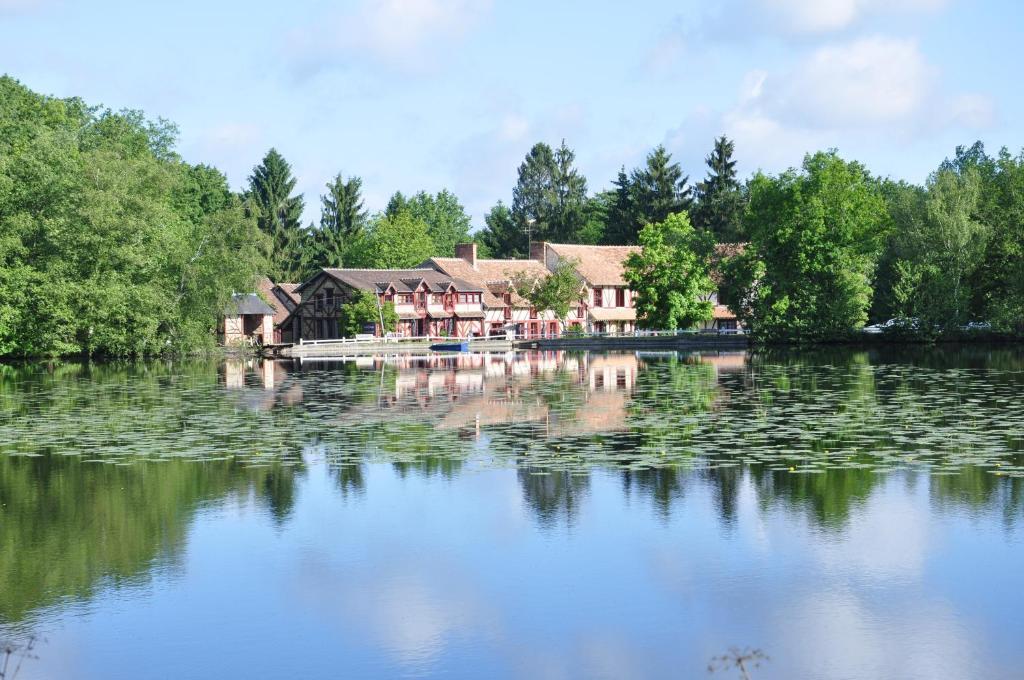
(221, 293, 276, 346)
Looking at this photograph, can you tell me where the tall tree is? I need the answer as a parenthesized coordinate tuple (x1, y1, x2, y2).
(0, 76, 266, 358)
(721, 151, 888, 340)
(406, 189, 472, 256)
(889, 168, 987, 330)
(631, 145, 692, 227)
(511, 140, 589, 245)
(245, 148, 305, 281)
(476, 202, 525, 259)
(316, 173, 367, 268)
(602, 168, 637, 245)
(624, 212, 715, 329)
(692, 136, 746, 242)
(384, 191, 409, 218)
(347, 210, 436, 269)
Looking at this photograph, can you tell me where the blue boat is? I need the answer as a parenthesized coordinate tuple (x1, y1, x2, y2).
(430, 340, 470, 352)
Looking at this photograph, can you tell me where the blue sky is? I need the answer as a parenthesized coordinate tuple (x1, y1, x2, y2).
(2, 0, 1021, 226)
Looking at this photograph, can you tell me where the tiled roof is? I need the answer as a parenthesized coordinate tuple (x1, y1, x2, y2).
(422, 257, 550, 309)
(589, 306, 637, 322)
(306, 268, 482, 294)
(713, 304, 737, 320)
(276, 283, 301, 305)
(543, 244, 641, 286)
(257, 277, 301, 326)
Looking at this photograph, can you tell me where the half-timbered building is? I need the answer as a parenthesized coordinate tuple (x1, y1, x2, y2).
(285, 268, 487, 341)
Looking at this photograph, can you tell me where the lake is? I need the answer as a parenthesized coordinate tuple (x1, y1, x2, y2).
(1, 348, 1022, 679)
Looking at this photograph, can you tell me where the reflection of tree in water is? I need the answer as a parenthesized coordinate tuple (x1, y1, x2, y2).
(929, 458, 1024, 527)
(701, 465, 744, 528)
(627, 356, 718, 451)
(621, 467, 690, 519)
(332, 464, 365, 499)
(748, 465, 878, 531)
(0, 455, 298, 625)
(517, 467, 591, 529)
(262, 464, 301, 524)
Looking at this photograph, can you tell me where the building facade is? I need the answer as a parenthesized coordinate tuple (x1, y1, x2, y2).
(421, 243, 563, 338)
(529, 242, 641, 334)
(285, 268, 487, 341)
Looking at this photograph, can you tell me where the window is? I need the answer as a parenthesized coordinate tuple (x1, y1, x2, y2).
(432, 293, 444, 304)
(594, 289, 603, 307)
(616, 288, 625, 307)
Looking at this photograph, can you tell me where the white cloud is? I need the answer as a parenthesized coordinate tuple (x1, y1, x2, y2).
(771, 37, 934, 128)
(759, 0, 948, 34)
(288, 0, 493, 75)
(664, 35, 995, 176)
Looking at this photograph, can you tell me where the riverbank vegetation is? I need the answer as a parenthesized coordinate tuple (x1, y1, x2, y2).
(3, 75, 1023, 357)
(0, 77, 267, 359)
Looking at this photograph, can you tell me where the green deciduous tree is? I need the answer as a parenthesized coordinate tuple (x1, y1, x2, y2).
(889, 168, 987, 330)
(510, 259, 582, 329)
(339, 289, 398, 337)
(406, 189, 472, 256)
(721, 151, 888, 341)
(624, 212, 715, 329)
(347, 210, 436, 269)
(0, 76, 267, 358)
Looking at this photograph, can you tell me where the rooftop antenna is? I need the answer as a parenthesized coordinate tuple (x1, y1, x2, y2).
(526, 218, 537, 258)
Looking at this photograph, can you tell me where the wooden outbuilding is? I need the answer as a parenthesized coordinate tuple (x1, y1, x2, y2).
(220, 293, 276, 346)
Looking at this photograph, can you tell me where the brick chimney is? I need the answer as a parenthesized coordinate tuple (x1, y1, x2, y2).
(455, 242, 477, 269)
(530, 241, 547, 263)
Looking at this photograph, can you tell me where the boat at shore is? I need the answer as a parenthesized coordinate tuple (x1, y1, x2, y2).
(430, 340, 470, 352)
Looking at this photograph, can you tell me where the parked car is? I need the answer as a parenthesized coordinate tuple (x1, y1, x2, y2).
(863, 318, 897, 334)
(863, 318, 920, 334)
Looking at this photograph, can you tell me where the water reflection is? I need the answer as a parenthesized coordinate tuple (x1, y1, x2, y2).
(1, 349, 1023, 678)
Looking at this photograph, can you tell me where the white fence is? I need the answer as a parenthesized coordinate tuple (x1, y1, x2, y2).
(297, 326, 744, 348)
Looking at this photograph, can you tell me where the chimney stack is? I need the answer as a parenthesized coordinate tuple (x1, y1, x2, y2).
(455, 242, 478, 269)
(530, 241, 547, 263)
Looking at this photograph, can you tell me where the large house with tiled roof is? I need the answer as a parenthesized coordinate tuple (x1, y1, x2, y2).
(285, 267, 487, 340)
(420, 243, 565, 338)
(530, 242, 641, 334)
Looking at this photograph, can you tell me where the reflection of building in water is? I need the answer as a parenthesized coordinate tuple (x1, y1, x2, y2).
(224, 351, 740, 436)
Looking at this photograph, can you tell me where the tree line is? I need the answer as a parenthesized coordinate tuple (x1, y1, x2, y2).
(623, 145, 1024, 339)
(3, 74, 1021, 358)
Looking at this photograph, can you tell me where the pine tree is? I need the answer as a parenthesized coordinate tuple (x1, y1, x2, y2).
(385, 191, 409, 218)
(511, 140, 589, 245)
(693, 135, 746, 242)
(477, 202, 525, 258)
(603, 168, 636, 244)
(317, 173, 367, 268)
(631, 145, 692, 228)
(245, 148, 306, 281)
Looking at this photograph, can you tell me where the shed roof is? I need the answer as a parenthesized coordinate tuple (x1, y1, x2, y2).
(226, 293, 275, 317)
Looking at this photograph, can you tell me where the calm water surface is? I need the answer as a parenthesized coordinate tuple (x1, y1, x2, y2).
(1, 349, 1022, 679)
